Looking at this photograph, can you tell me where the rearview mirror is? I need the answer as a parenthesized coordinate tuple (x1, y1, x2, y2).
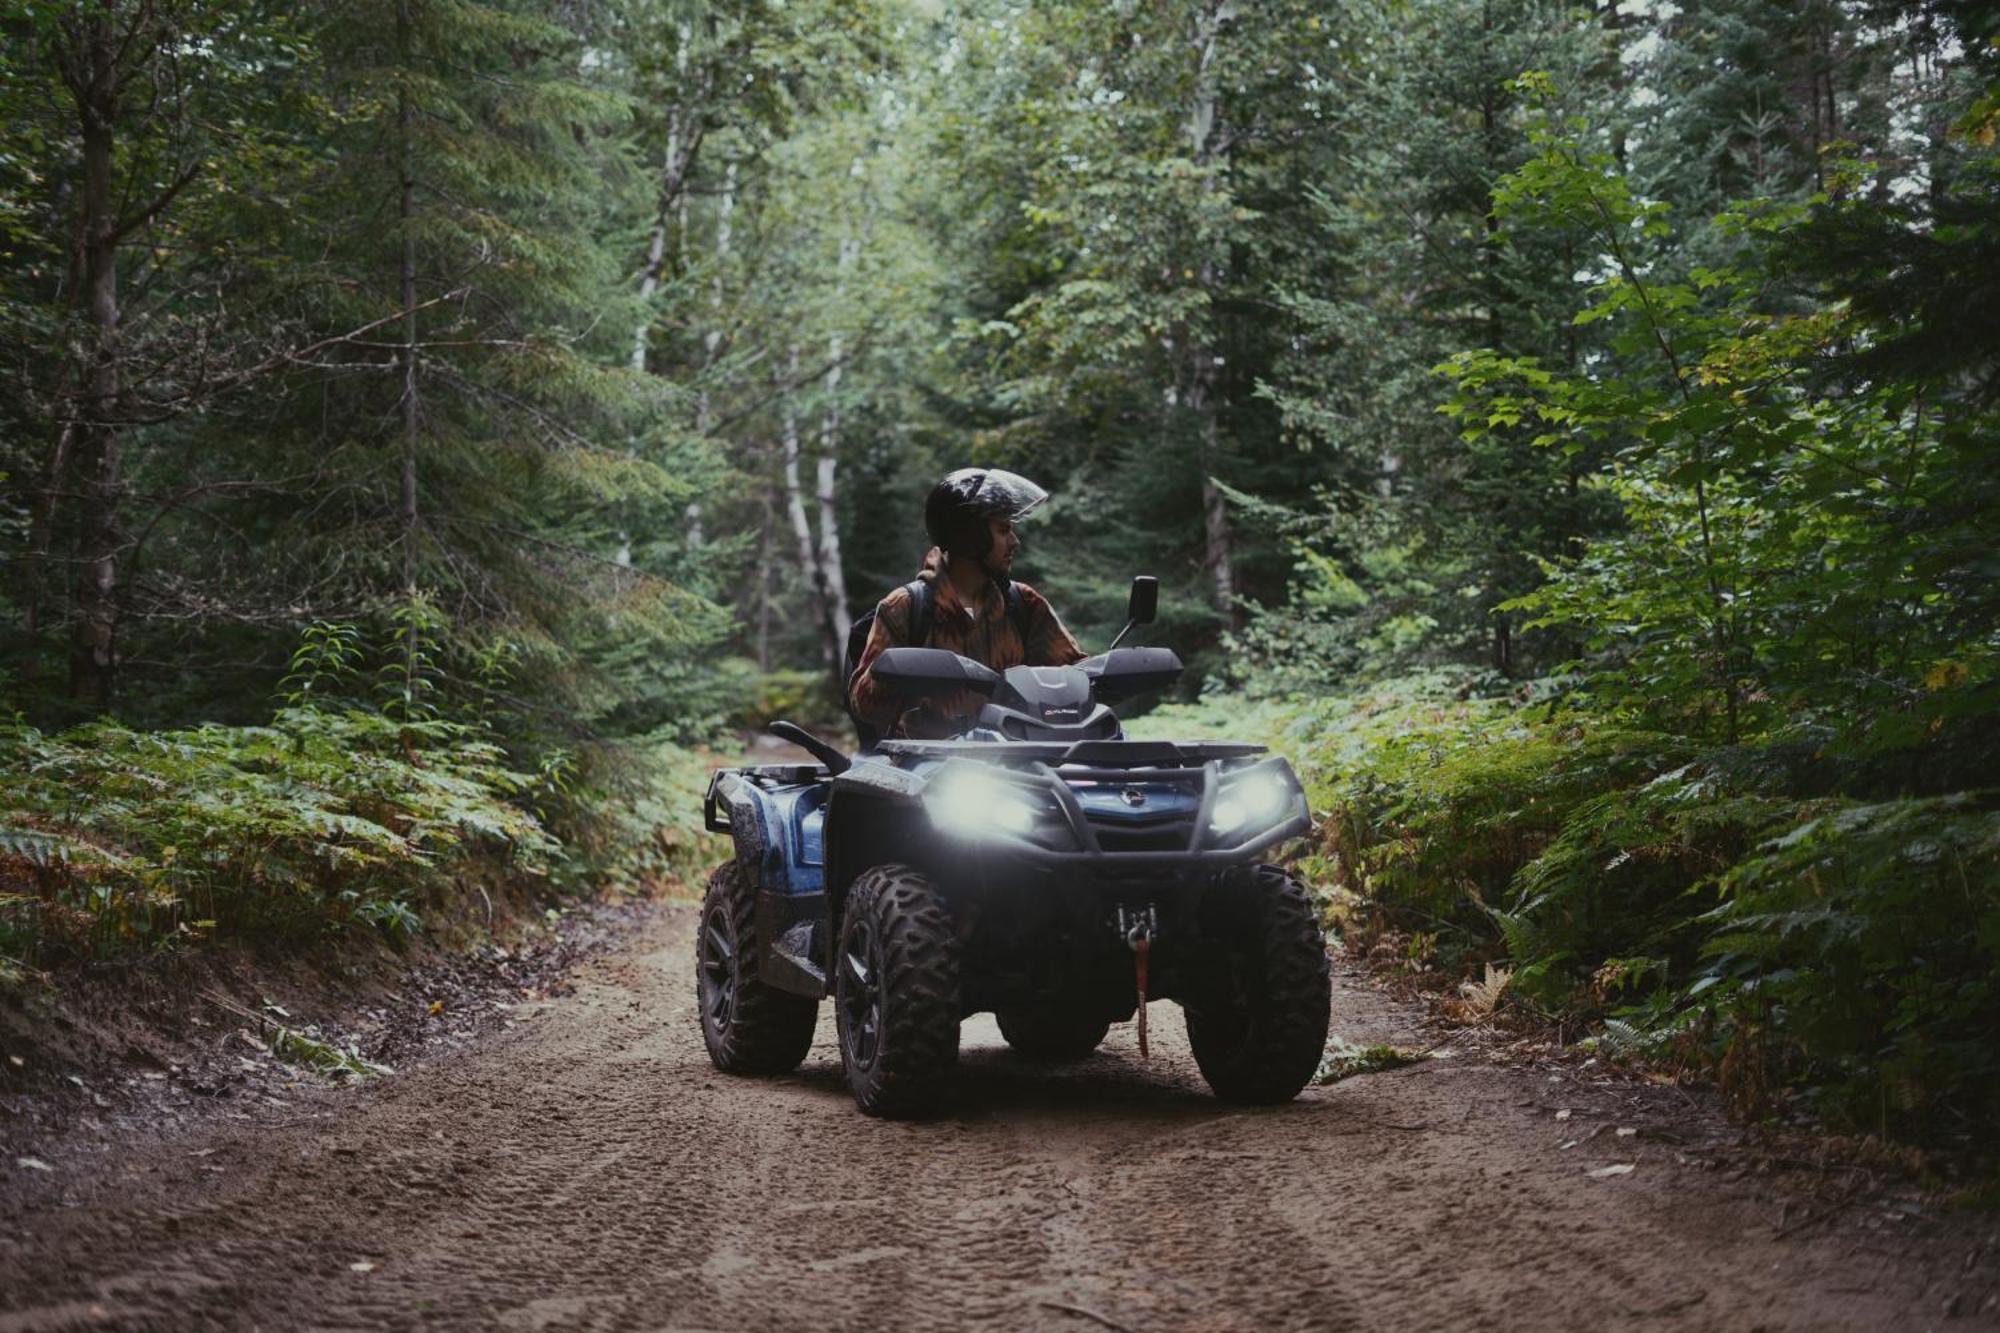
(870, 647, 1002, 696)
(1126, 575, 1158, 625)
(1108, 575, 1159, 651)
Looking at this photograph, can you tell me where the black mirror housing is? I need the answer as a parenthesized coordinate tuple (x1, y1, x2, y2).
(1126, 575, 1158, 626)
(870, 646, 1003, 695)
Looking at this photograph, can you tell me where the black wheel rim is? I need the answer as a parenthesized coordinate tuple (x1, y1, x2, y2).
(698, 900, 737, 1036)
(838, 915, 882, 1071)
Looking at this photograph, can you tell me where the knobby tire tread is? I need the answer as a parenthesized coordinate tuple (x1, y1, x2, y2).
(698, 860, 817, 1075)
(1186, 863, 1332, 1105)
(839, 864, 961, 1118)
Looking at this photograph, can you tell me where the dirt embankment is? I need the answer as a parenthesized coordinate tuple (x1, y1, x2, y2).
(2, 903, 1996, 1332)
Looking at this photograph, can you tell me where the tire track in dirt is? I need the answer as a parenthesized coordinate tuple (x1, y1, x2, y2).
(2, 902, 1994, 1332)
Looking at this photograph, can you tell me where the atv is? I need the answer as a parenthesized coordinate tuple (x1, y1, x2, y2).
(697, 576, 1331, 1117)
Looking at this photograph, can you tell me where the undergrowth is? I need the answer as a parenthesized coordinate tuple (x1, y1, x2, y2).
(0, 620, 726, 974)
(1149, 681, 2000, 1152)
(0, 707, 558, 962)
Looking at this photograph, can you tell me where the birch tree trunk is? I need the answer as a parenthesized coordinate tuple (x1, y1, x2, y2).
(813, 431, 850, 647)
(703, 157, 736, 375)
(780, 344, 837, 669)
(631, 166, 671, 374)
(1188, 0, 1240, 625)
(685, 154, 736, 550)
(630, 26, 703, 373)
(814, 230, 859, 650)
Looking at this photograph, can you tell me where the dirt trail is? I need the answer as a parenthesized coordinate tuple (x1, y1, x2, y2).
(2, 903, 1993, 1332)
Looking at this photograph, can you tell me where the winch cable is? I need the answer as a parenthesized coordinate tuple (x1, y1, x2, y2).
(1119, 904, 1157, 1061)
(1134, 933, 1151, 1061)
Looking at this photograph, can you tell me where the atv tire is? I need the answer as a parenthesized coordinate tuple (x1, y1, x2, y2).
(1184, 863, 1331, 1105)
(835, 863, 961, 1117)
(996, 1007, 1110, 1061)
(696, 860, 818, 1075)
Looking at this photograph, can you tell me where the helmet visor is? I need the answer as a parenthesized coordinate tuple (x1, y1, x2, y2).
(964, 468, 1048, 523)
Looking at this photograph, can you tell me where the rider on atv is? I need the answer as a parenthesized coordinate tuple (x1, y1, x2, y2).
(700, 464, 1328, 1118)
(847, 468, 1085, 742)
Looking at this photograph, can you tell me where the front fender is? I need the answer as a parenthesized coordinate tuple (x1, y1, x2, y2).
(704, 770, 768, 874)
(823, 762, 931, 906)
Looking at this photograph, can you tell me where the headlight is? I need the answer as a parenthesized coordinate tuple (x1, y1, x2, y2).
(923, 764, 1040, 838)
(1209, 768, 1300, 838)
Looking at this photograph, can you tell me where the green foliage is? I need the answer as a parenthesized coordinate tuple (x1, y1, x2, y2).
(0, 695, 561, 964)
(1231, 22, 2000, 1147)
(1234, 675, 2000, 1141)
(3, 0, 1996, 1151)
(743, 665, 847, 736)
(0, 612, 596, 956)
(1702, 794, 2000, 1128)
(1439, 76, 2000, 756)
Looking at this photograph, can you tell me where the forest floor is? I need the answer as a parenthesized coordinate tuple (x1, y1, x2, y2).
(2, 900, 1996, 1333)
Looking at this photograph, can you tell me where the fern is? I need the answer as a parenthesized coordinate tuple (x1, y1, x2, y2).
(0, 699, 571, 963)
(1158, 679, 2000, 1140)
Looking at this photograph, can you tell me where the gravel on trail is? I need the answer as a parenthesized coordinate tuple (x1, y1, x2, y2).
(2, 901, 1994, 1332)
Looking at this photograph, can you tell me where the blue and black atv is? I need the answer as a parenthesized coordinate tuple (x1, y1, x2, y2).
(697, 577, 1331, 1117)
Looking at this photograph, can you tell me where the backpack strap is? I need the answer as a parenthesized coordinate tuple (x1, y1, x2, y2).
(1003, 580, 1031, 655)
(845, 578, 937, 750)
(904, 578, 933, 649)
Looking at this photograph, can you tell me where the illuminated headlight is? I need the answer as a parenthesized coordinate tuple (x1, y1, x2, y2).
(1209, 768, 1301, 839)
(923, 765, 1040, 839)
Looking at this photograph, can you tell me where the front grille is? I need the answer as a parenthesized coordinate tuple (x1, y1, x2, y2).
(1083, 804, 1193, 853)
(1093, 824, 1190, 853)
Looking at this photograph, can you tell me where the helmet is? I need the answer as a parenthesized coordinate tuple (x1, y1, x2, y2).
(923, 468, 1049, 559)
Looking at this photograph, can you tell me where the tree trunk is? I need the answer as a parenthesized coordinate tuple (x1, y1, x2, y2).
(68, 15, 123, 706)
(755, 490, 774, 673)
(631, 26, 703, 373)
(398, 0, 419, 602)
(1198, 458, 1235, 619)
(1188, 0, 1240, 626)
(631, 174, 672, 373)
(396, 0, 422, 703)
(703, 156, 735, 373)
(20, 418, 74, 687)
(815, 232, 858, 651)
(684, 154, 736, 550)
(780, 345, 837, 669)
(1479, 1, 1505, 351)
(1186, 347, 1234, 621)
(814, 433, 850, 649)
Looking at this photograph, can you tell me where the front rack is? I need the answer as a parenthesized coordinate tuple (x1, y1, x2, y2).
(875, 738, 1265, 769)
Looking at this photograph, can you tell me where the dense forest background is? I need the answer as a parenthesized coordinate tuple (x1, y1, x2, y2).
(4, 0, 1997, 1153)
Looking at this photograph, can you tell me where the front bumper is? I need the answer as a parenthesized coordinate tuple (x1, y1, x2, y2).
(915, 753, 1312, 869)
